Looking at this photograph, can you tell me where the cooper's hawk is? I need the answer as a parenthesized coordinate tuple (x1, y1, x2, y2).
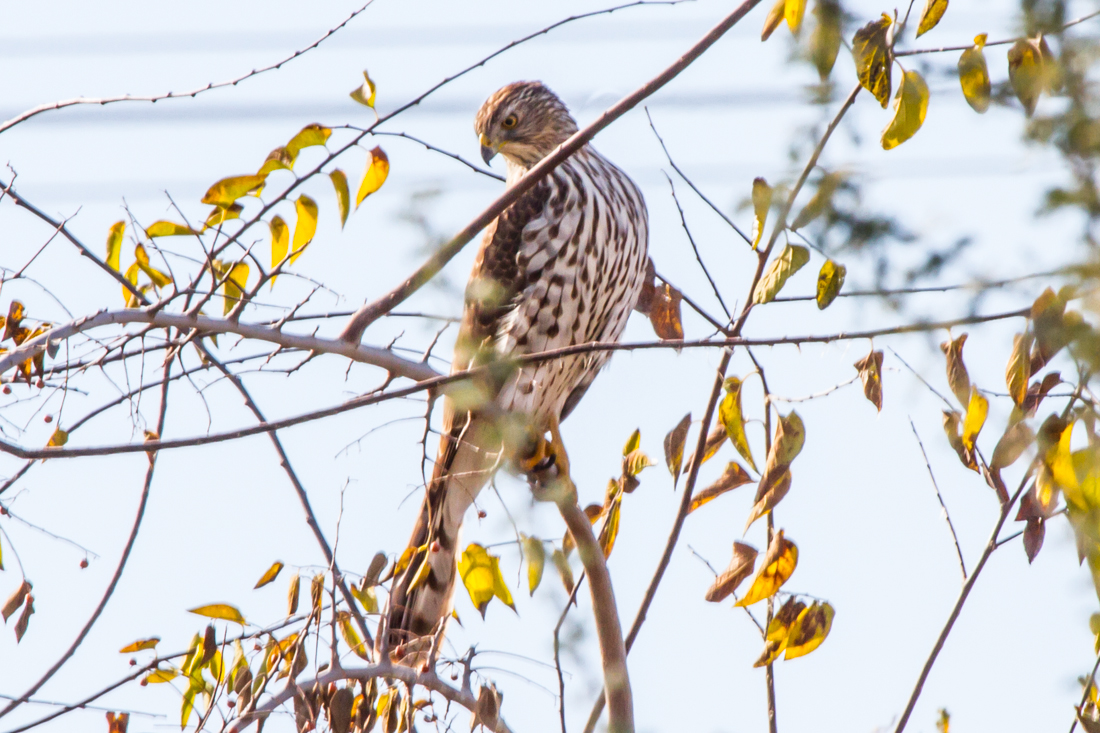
(387, 81, 649, 654)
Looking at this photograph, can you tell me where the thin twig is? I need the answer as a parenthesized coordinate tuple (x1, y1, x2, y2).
(1069, 650, 1100, 733)
(663, 173, 732, 320)
(908, 418, 967, 580)
(894, 8, 1100, 56)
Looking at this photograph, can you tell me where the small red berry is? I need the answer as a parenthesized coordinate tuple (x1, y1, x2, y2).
(0, 506, 8, 516)
(43, 415, 53, 424)
(477, 510, 487, 519)
(2, 385, 10, 395)
(129, 658, 136, 666)
(79, 558, 88, 569)
(139, 678, 148, 687)
(35, 379, 44, 389)
(227, 700, 236, 709)
(430, 540, 441, 553)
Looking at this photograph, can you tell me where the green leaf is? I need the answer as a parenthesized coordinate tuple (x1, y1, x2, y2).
(254, 561, 284, 589)
(201, 174, 266, 207)
(188, 603, 246, 625)
(852, 14, 893, 108)
(290, 195, 318, 265)
(105, 221, 125, 272)
(752, 244, 810, 304)
(330, 170, 350, 228)
(816, 260, 846, 309)
(356, 147, 389, 207)
(285, 124, 332, 158)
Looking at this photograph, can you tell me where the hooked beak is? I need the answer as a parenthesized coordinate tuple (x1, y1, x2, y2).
(479, 133, 497, 165)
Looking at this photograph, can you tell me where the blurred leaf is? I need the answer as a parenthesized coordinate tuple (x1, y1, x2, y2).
(330, 687, 354, 733)
(188, 603, 246, 625)
(810, 0, 842, 79)
(943, 410, 977, 471)
(936, 708, 950, 733)
(761, 0, 787, 41)
(745, 467, 791, 531)
(705, 541, 758, 602)
(719, 377, 757, 471)
(120, 637, 160, 653)
(940, 334, 971, 406)
(285, 124, 332, 158)
(351, 582, 378, 614)
(356, 146, 389, 207)
(648, 282, 684, 340)
(181, 682, 196, 729)
(623, 429, 641, 456)
(990, 421, 1034, 469)
(290, 195, 318, 265)
(853, 350, 884, 411)
(753, 244, 809, 304)
(201, 174, 266, 207)
(816, 260, 846, 309)
(46, 429, 68, 448)
(736, 530, 798, 606)
(1006, 332, 1032, 407)
(1024, 516, 1045, 563)
(785, 0, 807, 34)
(599, 492, 623, 558)
(791, 172, 841, 230)
(958, 35, 991, 113)
(337, 610, 370, 660)
(14, 593, 33, 642)
(254, 561, 284, 589)
(204, 202, 243, 230)
(852, 15, 893, 108)
(270, 215, 289, 283)
(915, 0, 947, 37)
(755, 596, 806, 666)
(690, 462, 753, 513)
(2, 580, 30, 622)
(106, 221, 125, 272)
(458, 543, 514, 617)
(146, 221, 200, 238)
(330, 170, 351, 228)
(219, 262, 249, 315)
(134, 244, 172, 288)
(551, 548, 574, 595)
(784, 601, 835, 659)
(144, 667, 178, 684)
(1008, 38, 1044, 117)
(962, 386, 988, 454)
(106, 712, 130, 733)
(751, 177, 772, 248)
(523, 536, 545, 595)
(365, 552, 387, 587)
(664, 413, 691, 487)
(881, 70, 929, 150)
(350, 70, 377, 108)
(623, 449, 655, 481)
(472, 684, 502, 732)
(287, 572, 300, 615)
(257, 146, 296, 177)
(310, 573, 324, 614)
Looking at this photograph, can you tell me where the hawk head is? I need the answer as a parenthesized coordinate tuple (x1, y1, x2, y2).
(475, 81, 578, 168)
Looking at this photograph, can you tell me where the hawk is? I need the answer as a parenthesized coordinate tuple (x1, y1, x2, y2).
(387, 81, 649, 654)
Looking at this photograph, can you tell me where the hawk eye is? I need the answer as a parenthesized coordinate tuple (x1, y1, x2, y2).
(501, 114, 518, 129)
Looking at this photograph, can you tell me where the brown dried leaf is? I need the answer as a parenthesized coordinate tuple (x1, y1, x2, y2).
(736, 531, 797, 606)
(663, 413, 692, 488)
(854, 349, 884, 411)
(1024, 516, 1045, 563)
(690, 462, 753, 513)
(705, 541, 758, 602)
(649, 282, 684, 340)
(745, 468, 792, 531)
(14, 593, 33, 642)
(943, 410, 976, 471)
(287, 573, 301, 615)
(2, 580, 31, 622)
(761, 0, 787, 41)
(940, 333, 971, 405)
(990, 421, 1035, 470)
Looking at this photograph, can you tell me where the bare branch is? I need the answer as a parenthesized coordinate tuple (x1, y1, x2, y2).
(894, 8, 1100, 56)
(908, 418, 967, 580)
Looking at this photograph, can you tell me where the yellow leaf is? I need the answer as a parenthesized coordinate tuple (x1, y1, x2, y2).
(773, 411, 806, 466)
(146, 221, 200, 238)
(551, 548, 574, 594)
(330, 170, 350, 228)
(810, 0, 842, 80)
(736, 530, 798, 606)
(350, 70, 377, 108)
(852, 14, 893, 108)
(752, 244, 810, 304)
(936, 709, 951, 733)
(204, 203, 243, 230)
(144, 667, 178, 684)
(351, 583, 378, 614)
(254, 561, 284, 589)
(719, 377, 757, 471)
(705, 541, 758, 602)
(783, 600, 835, 659)
(209, 649, 224, 684)
(623, 449, 655, 480)
(816, 259, 845, 309)
(119, 636, 160, 653)
(599, 493, 623, 559)
(1008, 38, 1044, 117)
(523, 536, 545, 595)
(940, 334, 971, 406)
(915, 0, 947, 37)
(188, 603, 246, 625)
(791, 172, 841, 230)
(287, 573, 300, 615)
(290, 195, 318, 265)
(622, 428, 641, 456)
(269, 216, 289, 286)
(745, 467, 791, 531)
(881, 69, 929, 150)
(458, 543, 514, 617)
(201, 174, 266, 207)
(853, 350, 884, 411)
(43, 428, 69, 449)
(942, 409, 977, 471)
(106, 221, 125, 272)
(751, 177, 772, 249)
(690, 462, 753, 513)
(336, 611, 370, 660)
(754, 596, 805, 666)
(134, 244, 172, 288)
(761, 0, 786, 41)
(1006, 332, 1032, 407)
(961, 386, 988, 453)
(220, 262, 249, 315)
(784, 0, 807, 34)
(310, 573, 324, 613)
(407, 555, 432, 593)
(356, 146, 389, 207)
(257, 146, 297, 177)
(664, 413, 691, 487)
(286, 124, 332, 158)
(122, 262, 141, 307)
(958, 36, 991, 113)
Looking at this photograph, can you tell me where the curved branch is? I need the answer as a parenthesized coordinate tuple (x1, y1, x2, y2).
(0, 2, 375, 135)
